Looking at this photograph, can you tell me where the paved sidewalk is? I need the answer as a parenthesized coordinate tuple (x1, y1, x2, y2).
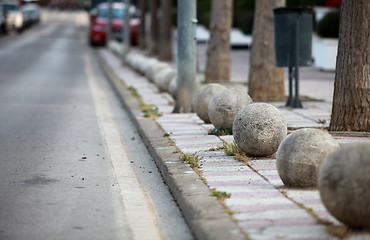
(99, 48, 370, 240)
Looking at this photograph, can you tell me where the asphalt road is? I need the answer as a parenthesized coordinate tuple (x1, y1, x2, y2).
(0, 12, 193, 240)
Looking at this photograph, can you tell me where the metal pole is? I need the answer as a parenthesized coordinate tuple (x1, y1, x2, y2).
(173, 0, 197, 113)
(121, 0, 131, 60)
(293, 17, 303, 108)
(124, 0, 131, 48)
(107, 0, 113, 44)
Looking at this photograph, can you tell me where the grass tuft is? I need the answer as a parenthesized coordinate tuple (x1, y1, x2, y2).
(211, 189, 232, 200)
(140, 103, 162, 119)
(179, 153, 203, 169)
(128, 86, 162, 119)
(208, 146, 224, 151)
(208, 127, 233, 136)
(223, 141, 242, 156)
(326, 225, 350, 238)
(128, 86, 141, 99)
(223, 141, 250, 162)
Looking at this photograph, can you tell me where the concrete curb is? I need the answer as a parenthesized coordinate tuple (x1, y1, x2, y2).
(96, 50, 246, 240)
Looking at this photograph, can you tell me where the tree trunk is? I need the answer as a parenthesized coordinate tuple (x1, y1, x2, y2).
(149, 0, 159, 55)
(248, 0, 285, 101)
(205, 0, 233, 82)
(138, 0, 146, 50)
(159, 0, 173, 61)
(329, 0, 370, 132)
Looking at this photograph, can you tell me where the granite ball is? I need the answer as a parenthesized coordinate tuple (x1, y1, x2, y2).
(131, 54, 146, 72)
(192, 84, 227, 123)
(208, 88, 252, 129)
(319, 143, 370, 228)
(146, 62, 171, 82)
(138, 58, 158, 75)
(168, 75, 177, 98)
(276, 128, 340, 188)
(233, 103, 287, 157)
(154, 68, 176, 92)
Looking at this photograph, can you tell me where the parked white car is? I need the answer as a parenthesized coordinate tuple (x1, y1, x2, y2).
(0, 2, 24, 32)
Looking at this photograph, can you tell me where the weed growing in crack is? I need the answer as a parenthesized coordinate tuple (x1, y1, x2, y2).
(128, 86, 141, 100)
(223, 141, 242, 156)
(179, 153, 203, 169)
(140, 103, 162, 119)
(208, 127, 233, 136)
(208, 146, 224, 151)
(223, 141, 249, 162)
(127, 86, 162, 119)
(211, 189, 231, 200)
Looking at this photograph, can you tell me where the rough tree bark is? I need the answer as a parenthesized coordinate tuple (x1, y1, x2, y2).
(248, 0, 285, 101)
(149, 0, 159, 55)
(138, 0, 146, 50)
(329, 0, 370, 132)
(159, 0, 173, 61)
(205, 0, 233, 82)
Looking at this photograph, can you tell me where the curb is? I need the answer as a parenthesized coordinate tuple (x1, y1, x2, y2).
(96, 50, 246, 240)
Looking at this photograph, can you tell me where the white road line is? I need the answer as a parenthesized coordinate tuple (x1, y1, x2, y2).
(83, 53, 162, 240)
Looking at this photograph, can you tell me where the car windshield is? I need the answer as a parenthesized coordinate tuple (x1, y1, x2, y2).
(98, 8, 123, 19)
(98, 7, 137, 19)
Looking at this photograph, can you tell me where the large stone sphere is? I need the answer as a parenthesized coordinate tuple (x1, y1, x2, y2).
(276, 128, 340, 188)
(192, 84, 226, 123)
(146, 62, 171, 82)
(168, 75, 177, 98)
(138, 58, 158, 75)
(208, 88, 252, 129)
(233, 103, 287, 157)
(131, 54, 146, 72)
(319, 143, 370, 228)
(154, 68, 176, 92)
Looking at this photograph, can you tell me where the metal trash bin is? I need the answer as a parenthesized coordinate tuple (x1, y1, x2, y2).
(273, 7, 314, 67)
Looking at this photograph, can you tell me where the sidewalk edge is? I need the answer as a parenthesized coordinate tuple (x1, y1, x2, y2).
(96, 49, 246, 240)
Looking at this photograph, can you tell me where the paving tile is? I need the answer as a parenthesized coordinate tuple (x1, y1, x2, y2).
(230, 202, 301, 213)
(226, 195, 294, 205)
(234, 209, 311, 221)
(248, 225, 338, 240)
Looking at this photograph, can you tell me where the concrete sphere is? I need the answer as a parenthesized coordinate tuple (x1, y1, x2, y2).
(146, 62, 171, 82)
(125, 51, 135, 67)
(168, 75, 177, 98)
(154, 68, 176, 92)
(208, 88, 252, 129)
(319, 143, 370, 228)
(138, 58, 158, 75)
(192, 84, 226, 123)
(131, 54, 146, 71)
(233, 103, 287, 157)
(276, 128, 340, 188)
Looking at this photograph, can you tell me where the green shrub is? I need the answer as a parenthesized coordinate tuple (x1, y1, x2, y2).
(316, 11, 340, 38)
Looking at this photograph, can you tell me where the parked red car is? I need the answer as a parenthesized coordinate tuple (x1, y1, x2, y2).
(89, 2, 140, 46)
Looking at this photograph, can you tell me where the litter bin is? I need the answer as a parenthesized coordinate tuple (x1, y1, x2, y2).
(273, 7, 314, 67)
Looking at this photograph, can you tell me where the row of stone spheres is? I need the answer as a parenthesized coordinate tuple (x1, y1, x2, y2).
(121, 50, 370, 230)
(191, 83, 370, 230)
